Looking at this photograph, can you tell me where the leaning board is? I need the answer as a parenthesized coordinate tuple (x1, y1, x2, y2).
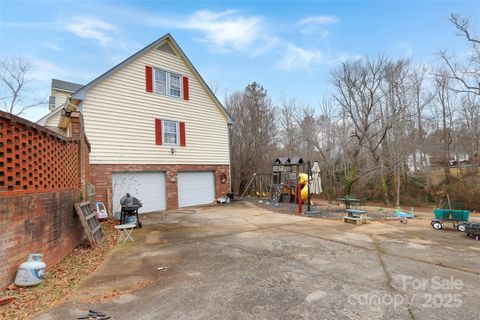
(74, 201, 105, 246)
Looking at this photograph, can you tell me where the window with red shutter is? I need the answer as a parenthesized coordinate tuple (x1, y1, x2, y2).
(183, 76, 189, 100)
(145, 66, 153, 93)
(179, 122, 186, 146)
(155, 118, 162, 145)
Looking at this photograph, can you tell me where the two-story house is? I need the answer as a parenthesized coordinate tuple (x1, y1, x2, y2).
(38, 34, 233, 213)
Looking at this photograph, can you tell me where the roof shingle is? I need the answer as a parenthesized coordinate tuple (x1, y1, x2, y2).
(51, 79, 84, 93)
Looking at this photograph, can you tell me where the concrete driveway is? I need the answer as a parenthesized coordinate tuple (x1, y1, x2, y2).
(37, 202, 480, 320)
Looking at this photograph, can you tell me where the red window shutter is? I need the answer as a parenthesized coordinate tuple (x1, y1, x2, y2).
(179, 122, 186, 146)
(145, 66, 153, 93)
(183, 76, 189, 100)
(155, 119, 162, 145)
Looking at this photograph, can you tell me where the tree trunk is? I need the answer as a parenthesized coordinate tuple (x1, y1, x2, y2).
(395, 167, 401, 207)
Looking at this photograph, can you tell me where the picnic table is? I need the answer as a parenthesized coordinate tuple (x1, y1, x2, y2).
(337, 197, 361, 209)
(343, 209, 370, 225)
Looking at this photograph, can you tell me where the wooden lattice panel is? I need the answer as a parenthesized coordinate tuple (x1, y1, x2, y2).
(74, 201, 105, 247)
(0, 116, 80, 193)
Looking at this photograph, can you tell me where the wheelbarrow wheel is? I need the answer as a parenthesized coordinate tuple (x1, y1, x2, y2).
(431, 221, 443, 230)
(457, 223, 466, 232)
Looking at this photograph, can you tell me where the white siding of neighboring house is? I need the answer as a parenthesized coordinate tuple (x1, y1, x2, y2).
(44, 90, 72, 128)
(44, 109, 62, 128)
(52, 90, 71, 108)
(82, 40, 230, 165)
(407, 152, 431, 171)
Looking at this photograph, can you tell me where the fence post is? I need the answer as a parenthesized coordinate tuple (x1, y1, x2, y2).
(297, 184, 302, 215)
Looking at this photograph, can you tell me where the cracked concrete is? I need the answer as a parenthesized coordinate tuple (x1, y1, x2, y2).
(36, 202, 480, 320)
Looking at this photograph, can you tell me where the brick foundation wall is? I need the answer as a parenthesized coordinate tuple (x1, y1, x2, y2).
(90, 164, 231, 211)
(0, 189, 84, 289)
(0, 111, 90, 290)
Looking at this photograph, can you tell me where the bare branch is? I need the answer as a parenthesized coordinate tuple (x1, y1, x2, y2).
(0, 56, 44, 116)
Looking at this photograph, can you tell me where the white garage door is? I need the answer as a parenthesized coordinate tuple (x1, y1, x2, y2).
(112, 172, 166, 214)
(178, 171, 215, 207)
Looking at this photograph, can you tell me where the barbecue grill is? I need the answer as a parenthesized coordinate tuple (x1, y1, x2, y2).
(464, 222, 480, 239)
(120, 193, 143, 228)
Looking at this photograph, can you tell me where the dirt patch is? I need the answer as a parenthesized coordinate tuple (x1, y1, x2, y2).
(0, 220, 119, 320)
(77, 279, 154, 303)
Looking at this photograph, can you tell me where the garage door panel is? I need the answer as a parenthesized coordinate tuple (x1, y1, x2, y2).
(112, 172, 166, 213)
(178, 171, 215, 207)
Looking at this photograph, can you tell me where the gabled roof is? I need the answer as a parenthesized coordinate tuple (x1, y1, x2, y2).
(290, 157, 304, 165)
(273, 157, 290, 165)
(71, 33, 233, 124)
(273, 157, 304, 165)
(52, 79, 84, 93)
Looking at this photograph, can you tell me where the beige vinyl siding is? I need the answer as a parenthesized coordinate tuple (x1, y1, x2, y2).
(44, 109, 62, 128)
(44, 90, 72, 127)
(82, 42, 230, 165)
(52, 90, 71, 108)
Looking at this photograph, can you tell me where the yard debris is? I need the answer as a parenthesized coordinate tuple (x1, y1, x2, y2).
(0, 296, 15, 306)
(0, 220, 118, 320)
(216, 196, 229, 204)
(156, 266, 170, 271)
(74, 201, 106, 246)
(77, 309, 110, 319)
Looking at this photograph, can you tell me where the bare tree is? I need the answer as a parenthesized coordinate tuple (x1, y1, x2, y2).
(295, 98, 346, 198)
(434, 71, 456, 180)
(409, 65, 435, 170)
(0, 56, 45, 116)
(458, 94, 480, 158)
(331, 56, 394, 197)
(382, 59, 414, 206)
(224, 14, 480, 209)
(438, 14, 480, 95)
(278, 94, 301, 155)
(225, 82, 278, 193)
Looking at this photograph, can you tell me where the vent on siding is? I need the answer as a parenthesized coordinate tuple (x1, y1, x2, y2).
(157, 42, 177, 56)
(49, 96, 56, 111)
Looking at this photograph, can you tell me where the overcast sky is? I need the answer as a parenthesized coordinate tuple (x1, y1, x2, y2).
(0, 0, 479, 121)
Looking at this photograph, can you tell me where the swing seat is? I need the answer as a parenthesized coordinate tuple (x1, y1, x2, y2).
(256, 191, 267, 198)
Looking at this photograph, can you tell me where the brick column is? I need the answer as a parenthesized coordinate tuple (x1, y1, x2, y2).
(214, 166, 231, 198)
(166, 168, 178, 209)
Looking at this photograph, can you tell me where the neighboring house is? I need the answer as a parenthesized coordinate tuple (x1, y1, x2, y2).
(38, 34, 233, 212)
(38, 79, 84, 135)
(406, 151, 432, 171)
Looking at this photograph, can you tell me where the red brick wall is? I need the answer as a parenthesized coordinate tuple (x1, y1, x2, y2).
(0, 113, 81, 194)
(0, 111, 89, 290)
(0, 189, 84, 289)
(90, 164, 231, 211)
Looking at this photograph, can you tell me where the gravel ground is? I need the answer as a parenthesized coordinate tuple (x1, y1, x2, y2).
(244, 197, 404, 221)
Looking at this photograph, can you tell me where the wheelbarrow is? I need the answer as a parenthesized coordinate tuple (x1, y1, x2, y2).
(431, 209, 469, 231)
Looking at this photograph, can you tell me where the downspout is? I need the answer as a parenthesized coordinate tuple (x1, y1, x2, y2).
(228, 123, 234, 194)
